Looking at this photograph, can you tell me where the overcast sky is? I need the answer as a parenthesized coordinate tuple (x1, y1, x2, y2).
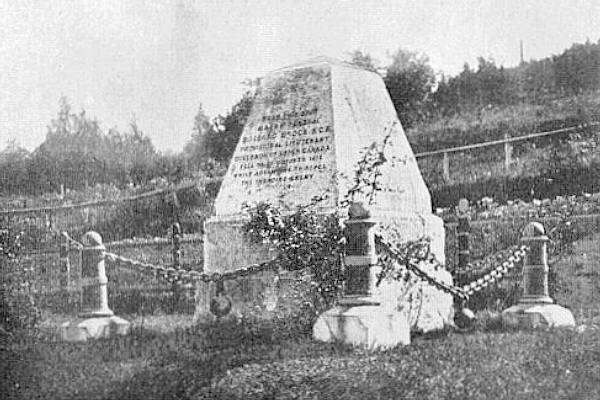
(1, 0, 599, 153)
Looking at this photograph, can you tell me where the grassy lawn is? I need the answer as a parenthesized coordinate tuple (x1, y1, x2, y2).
(2, 234, 599, 400)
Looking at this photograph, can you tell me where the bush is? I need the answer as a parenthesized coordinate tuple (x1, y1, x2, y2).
(1, 228, 40, 333)
(430, 161, 600, 208)
(243, 202, 345, 314)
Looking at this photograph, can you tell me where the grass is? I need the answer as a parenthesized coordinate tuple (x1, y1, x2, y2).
(408, 92, 600, 197)
(2, 319, 599, 399)
(407, 91, 600, 153)
(2, 229, 599, 399)
(16, 240, 200, 317)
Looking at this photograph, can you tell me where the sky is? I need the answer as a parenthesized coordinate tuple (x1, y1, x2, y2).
(1, 0, 599, 153)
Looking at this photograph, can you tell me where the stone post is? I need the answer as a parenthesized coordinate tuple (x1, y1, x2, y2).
(442, 151, 451, 183)
(520, 222, 553, 304)
(172, 222, 182, 269)
(504, 132, 512, 172)
(502, 222, 575, 328)
(59, 231, 130, 341)
(79, 232, 112, 317)
(313, 203, 410, 349)
(456, 198, 471, 286)
(338, 206, 379, 305)
(171, 222, 183, 304)
(59, 232, 71, 291)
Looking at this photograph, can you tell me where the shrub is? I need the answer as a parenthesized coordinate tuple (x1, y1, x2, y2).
(243, 202, 345, 315)
(1, 228, 40, 333)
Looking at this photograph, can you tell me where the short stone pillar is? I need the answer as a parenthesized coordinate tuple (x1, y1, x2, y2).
(80, 232, 112, 317)
(59, 232, 71, 291)
(172, 222, 182, 269)
(502, 222, 575, 328)
(59, 231, 130, 342)
(455, 198, 471, 286)
(313, 203, 410, 349)
(339, 210, 379, 305)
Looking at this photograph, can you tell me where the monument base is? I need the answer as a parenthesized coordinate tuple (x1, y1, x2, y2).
(313, 305, 410, 349)
(502, 303, 575, 329)
(59, 316, 131, 342)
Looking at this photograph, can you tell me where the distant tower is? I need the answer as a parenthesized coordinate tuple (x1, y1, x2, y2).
(520, 40, 524, 65)
(519, 40, 525, 103)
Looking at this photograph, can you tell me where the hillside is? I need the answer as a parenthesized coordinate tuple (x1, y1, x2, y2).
(408, 91, 600, 206)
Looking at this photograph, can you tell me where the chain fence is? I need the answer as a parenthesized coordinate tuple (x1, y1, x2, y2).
(375, 232, 529, 303)
(6, 194, 594, 320)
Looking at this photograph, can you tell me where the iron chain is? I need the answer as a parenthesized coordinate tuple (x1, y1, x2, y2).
(375, 233, 529, 302)
(103, 250, 278, 284)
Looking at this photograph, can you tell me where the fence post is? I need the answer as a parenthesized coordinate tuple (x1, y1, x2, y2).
(171, 222, 184, 304)
(456, 198, 471, 285)
(442, 151, 451, 183)
(60, 232, 71, 291)
(504, 132, 512, 172)
(45, 212, 52, 230)
(80, 231, 113, 317)
(172, 222, 182, 269)
(501, 222, 575, 328)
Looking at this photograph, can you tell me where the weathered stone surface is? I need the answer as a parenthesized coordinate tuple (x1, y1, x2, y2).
(313, 305, 410, 349)
(375, 214, 454, 332)
(203, 217, 275, 276)
(212, 56, 431, 216)
(377, 259, 454, 333)
(194, 270, 309, 323)
(199, 58, 452, 330)
(59, 316, 130, 342)
(502, 303, 575, 329)
(204, 57, 434, 274)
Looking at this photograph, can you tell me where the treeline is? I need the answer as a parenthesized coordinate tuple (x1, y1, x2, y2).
(431, 40, 600, 117)
(0, 98, 233, 195)
(369, 39, 600, 127)
(1, 40, 599, 197)
(2, 98, 179, 195)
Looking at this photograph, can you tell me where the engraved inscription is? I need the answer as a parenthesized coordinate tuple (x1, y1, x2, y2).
(229, 106, 334, 190)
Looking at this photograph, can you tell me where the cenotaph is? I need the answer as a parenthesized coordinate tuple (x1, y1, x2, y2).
(196, 57, 453, 339)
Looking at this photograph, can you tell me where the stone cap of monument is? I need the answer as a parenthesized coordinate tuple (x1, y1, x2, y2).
(212, 55, 433, 217)
(275, 56, 375, 73)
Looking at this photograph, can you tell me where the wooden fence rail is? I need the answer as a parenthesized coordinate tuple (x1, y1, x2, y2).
(0, 178, 222, 217)
(414, 122, 600, 182)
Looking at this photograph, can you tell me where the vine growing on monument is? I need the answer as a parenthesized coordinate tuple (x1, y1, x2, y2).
(242, 123, 421, 314)
(243, 200, 345, 314)
(343, 124, 393, 206)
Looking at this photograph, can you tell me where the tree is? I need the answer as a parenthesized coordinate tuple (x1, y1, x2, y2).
(126, 118, 157, 186)
(183, 103, 215, 170)
(384, 49, 436, 128)
(553, 39, 600, 95)
(28, 97, 162, 192)
(348, 50, 379, 73)
(431, 58, 515, 115)
(0, 140, 30, 194)
(208, 81, 257, 164)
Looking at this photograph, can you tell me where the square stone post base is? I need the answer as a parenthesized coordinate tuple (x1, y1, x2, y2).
(502, 303, 575, 329)
(313, 304, 410, 349)
(59, 316, 131, 342)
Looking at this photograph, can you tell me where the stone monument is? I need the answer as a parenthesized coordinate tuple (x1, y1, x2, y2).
(196, 57, 453, 339)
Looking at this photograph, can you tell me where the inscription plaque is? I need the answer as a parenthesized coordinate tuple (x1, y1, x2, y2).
(216, 65, 337, 215)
